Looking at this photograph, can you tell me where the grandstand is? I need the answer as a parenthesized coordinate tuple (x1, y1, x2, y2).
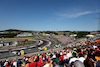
(0, 35, 100, 67)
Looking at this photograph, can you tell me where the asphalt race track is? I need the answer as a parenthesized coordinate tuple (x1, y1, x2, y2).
(0, 38, 53, 59)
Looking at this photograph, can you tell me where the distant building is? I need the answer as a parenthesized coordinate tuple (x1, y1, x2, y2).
(86, 35, 94, 38)
(70, 34, 77, 37)
(43, 33, 50, 36)
(0, 43, 3, 47)
(16, 32, 33, 37)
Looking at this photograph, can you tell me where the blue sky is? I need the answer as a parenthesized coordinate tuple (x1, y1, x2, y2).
(0, 0, 100, 31)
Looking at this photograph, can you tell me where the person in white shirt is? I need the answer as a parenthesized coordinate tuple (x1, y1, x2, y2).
(68, 54, 78, 66)
(13, 60, 17, 67)
(52, 53, 56, 59)
(63, 54, 68, 60)
(69, 57, 78, 64)
(78, 57, 85, 63)
(43, 60, 50, 67)
(43, 60, 53, 67)
(77, 54, 85, 63)
(66, 50, 72, 59)
(93, 45, 97, 49)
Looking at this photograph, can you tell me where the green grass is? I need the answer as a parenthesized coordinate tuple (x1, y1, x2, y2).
(18, 41, 36, 46)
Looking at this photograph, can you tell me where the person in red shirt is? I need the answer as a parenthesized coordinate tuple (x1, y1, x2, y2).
(37, 60, 44, 67)
(37, 56, 44, 67)
(29, 59, 36, 67)
(59, 53, 64, 61)
(95, 44, 98, 47)
(59, 53, 64, 66)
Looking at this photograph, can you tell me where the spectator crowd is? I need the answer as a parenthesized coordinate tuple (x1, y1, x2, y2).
(0, 37, 100, 67)
(53, 35, 72, 44)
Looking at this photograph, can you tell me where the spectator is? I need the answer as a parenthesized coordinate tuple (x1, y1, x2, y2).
(28, 57, 36, 67)
(77, 54, 85, 63)
(95, 51, 100, 67)
(13, 59, 17, 67)
(68, 53, 78, 66)
(0, 36, 100, 67)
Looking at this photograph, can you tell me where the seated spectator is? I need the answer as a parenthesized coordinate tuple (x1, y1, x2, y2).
(95, 51, 100, 67)
(28, 57, 36, 67)
(77, 54, 85, 63)
(84, 56, 94, 67)
(37, 56, 44, 67)
(68, 53, 78, 66)
(53, 59, 60, 67)
(13, 59, 17, 67)
(43, 59, 51, 67)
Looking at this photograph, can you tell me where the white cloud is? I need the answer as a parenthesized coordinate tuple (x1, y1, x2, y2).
(57, 11, 95, 19)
